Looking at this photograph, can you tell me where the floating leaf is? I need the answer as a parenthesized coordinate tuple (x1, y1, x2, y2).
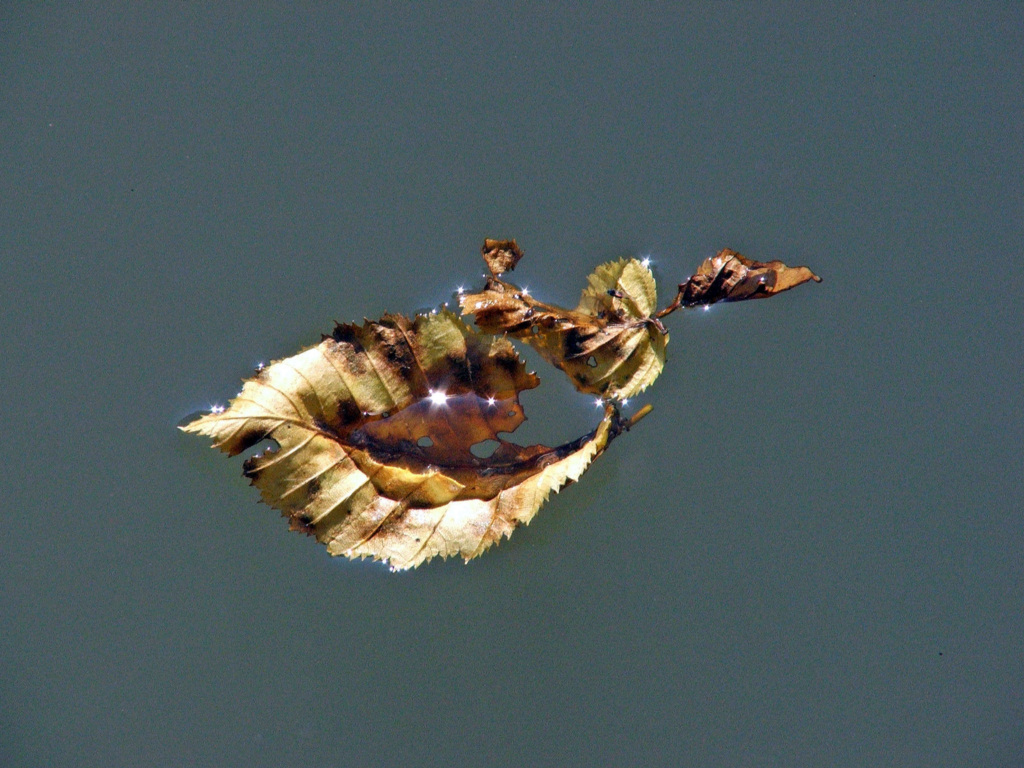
(481, 238, 524, 276)
(182, 237, 820, 570)
(673, 249, 822, 308)
(460, 257, 667, 401)
(181, 310, 645, 570)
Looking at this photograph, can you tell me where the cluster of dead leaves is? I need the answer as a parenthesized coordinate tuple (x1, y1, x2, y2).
(183, 239, 819, 569)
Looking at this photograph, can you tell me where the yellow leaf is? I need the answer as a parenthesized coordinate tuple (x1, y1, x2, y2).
(181, 310, 644, 570)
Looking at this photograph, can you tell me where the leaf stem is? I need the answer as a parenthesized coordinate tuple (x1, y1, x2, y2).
(628, 403, 654, 427)
(654, 290, 685, 320)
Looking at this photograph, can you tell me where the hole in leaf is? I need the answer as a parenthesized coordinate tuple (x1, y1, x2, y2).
(470, 439, 501, 458)
(239, 437, 278, 462)
(531, 325, 540, 335)
(417, 436, 433, 448)
(587, 355, 597, 368)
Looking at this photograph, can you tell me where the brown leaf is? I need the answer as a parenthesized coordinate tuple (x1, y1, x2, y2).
(181, 310, 644, 569)
(460, 257, 667, 400)
(481, 238, 524, 276)
(677, 249, 822, 307)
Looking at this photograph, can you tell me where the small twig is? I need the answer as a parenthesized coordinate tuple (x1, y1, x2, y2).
(654, 286, 687, 320)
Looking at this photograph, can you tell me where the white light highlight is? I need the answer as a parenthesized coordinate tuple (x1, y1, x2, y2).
(522, 286, 530, 296)
(487, 396, 496, 406)
(640, 256, 651, 268)
(457, 285, 465, 294)
(429, 389, 448, 406)
(594, 398, 604, 408)
(210, 404, 225, 414)
(621, 399, 630, 407)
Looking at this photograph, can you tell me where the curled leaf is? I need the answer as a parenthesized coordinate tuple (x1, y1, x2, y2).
(181, 310, 642, 570)
(460, 258, 667, 401)
(674, 249, 822, 308)
(481, 238, 524, 276)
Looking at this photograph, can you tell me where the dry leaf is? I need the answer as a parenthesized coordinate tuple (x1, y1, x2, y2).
(481, 238, 524, 276)
(181, 310, 645, 570)
(182, 238, 819, 570)
(675, 249, 822, 307)
(460, 257, 667, 401)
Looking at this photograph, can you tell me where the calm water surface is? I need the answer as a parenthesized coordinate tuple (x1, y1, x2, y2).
(3, 5, 1022, 766)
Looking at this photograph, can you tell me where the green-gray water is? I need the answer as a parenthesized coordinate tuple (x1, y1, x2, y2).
(3, 4, 1022, 766)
